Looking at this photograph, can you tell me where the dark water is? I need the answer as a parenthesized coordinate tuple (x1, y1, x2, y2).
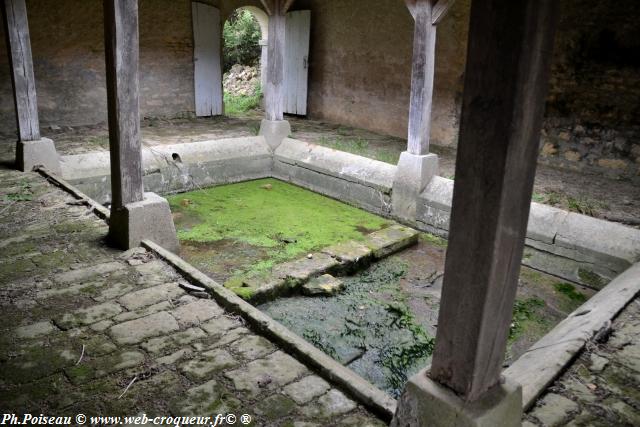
(258, 258, 435, 397)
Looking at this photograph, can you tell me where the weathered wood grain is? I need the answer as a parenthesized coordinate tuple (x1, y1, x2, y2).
(2, 0, 40, 141)
(429, 0, 559, 401)
(406, 0, 437, 156)
(104, 0, 144, 208)
(284, 10, 310, 115)
(192, 2, 223, 117)
(282, 0, 296, 14)
(265, 0, 286, 121)
(432, 0, 455, 25)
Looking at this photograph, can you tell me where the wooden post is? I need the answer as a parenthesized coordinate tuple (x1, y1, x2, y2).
(262, 0, 294, 121)
(429, 0, 558, 401)
(104, 0, 144, 210)
(2, 0, 40, 141)
(405, 0, 437, 156)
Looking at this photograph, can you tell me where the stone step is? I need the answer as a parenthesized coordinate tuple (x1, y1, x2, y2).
(227, 224, 419, 303)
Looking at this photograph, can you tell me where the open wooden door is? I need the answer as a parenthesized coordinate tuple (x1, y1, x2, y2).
(284, 10, 311, 116)
(192, 2, 223, 116)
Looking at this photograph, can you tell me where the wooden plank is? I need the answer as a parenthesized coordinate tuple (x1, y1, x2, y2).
(429, 0, 558, 401)
(192, 2, 223, 117)
(505, 262, 640, 410)
(406, 0, 436, 156)
(260, 0, 273, 16)
(284, 10, 310, 115)
(103, 0, 144, 209)
(2, 0, 40, 141)
(432, 0, 455, 25)
(282, 0, 296, 14)
(264, 0, 285, 121)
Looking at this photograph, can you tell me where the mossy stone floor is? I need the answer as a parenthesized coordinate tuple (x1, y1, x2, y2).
(168, 179, 595, 399)
(168, 178, 392, 290)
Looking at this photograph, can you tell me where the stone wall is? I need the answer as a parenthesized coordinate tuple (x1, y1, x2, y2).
(539, 0, 640, 180)
(0, 0, 195, 136)
(296, 0, 639, 179)
(295, 0, 469, 147)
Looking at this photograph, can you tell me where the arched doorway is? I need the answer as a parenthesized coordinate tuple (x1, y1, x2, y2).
(221, 6, 268, 116)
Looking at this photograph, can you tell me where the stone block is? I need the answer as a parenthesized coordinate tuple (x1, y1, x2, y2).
(56, 302, 123, 329)
(141, 327, 207, 355)
(109, 311, 179, 345)
(16, 138, 61, 175)
(170, 299, 224, 327)
(364, 224, 420, 258)
(392, 151, 439, 221)
(224, 351, 308, 397)
(179, 349, 238, 381)
(391, 369, 522, 427)
(283, 376, 331, 405)
(108, 192, 180, 253)
(117, 282, 184, 310)
(260, 119, 291, 150)
(302, 274, 345, 296)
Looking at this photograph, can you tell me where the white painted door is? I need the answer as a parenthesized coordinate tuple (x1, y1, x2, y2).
(284, 10, 311, 116)
(192, 2, 223, 116)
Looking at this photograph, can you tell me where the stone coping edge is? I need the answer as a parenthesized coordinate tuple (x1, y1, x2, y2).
(36, 166, 111, 221)
(141, 239, 398, 422)
(504, 261, 640, 410)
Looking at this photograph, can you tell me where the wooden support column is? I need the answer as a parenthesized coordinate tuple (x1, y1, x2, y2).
(429, 0, 558, 402)
(2, 0, 40, 141)
(104, 0, 144, 210)
(405, 0, 437, 155)
(263, 0, 286, 121)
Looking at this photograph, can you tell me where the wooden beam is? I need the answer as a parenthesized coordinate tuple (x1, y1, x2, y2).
(2, 0, 40, 141)
(432, 0, 455, 25)
(260, 0, 273, 16)
(282, 0, 296, 14)
(406, 0, 437, 156)
(429, 0, 558, 401)
(264, 0, 285, 121)
(104, 0, 144, 209)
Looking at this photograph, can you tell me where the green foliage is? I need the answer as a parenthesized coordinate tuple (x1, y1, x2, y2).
(554, 282, 587, 303)
(509, 297, 545, 340)
(223, 10, 261, 72)
(224, 85, 263, 116)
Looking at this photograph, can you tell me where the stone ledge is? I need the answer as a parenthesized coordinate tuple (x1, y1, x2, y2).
(274, 138, 396, 192)
(417, 176, 640, 289)
(235, 224, 419, 304)
(504, 261, 640, 410)
(142, 239, 397, 422)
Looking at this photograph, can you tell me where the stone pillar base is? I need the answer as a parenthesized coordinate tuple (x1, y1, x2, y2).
(109, 192, 180, 253)
(259, 119, 291, 151)
(16, 138, 62, 175)
(392, 151, 438, 221)
(392, 368, 523, 427)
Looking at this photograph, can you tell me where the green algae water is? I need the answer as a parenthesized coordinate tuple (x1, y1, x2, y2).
(259, 257, 435, 398)
(167, 179, 392, 288)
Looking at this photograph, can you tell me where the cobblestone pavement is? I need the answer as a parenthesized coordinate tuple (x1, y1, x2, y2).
(525, 298, 640, 426)
(0, 165, 385, 426)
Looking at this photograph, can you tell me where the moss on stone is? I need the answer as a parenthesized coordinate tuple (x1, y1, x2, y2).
(168, 179, 392, 281)
(578, 268, 607, 289)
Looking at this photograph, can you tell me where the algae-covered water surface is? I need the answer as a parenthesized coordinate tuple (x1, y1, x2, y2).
(260, 257, 434, 398)
(168, 178, 392, 286)
(168, 178, 595, 399)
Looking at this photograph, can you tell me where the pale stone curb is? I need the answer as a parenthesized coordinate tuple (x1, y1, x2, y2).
(505, 262, 640, 410)
(142, 239, 397, 422)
